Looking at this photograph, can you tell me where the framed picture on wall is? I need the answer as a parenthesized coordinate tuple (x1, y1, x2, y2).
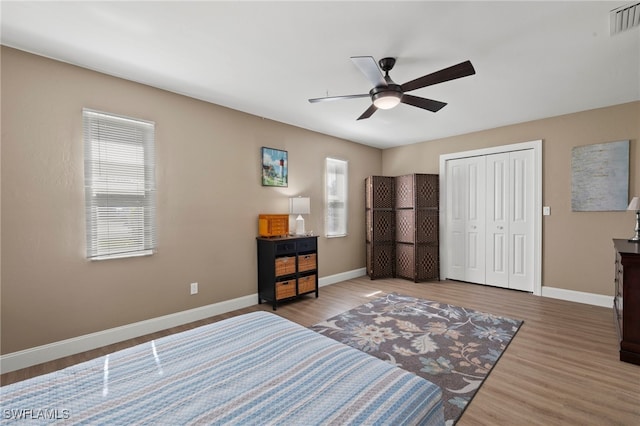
(571, 140, 629, 211)
(261, 147, 288, 187)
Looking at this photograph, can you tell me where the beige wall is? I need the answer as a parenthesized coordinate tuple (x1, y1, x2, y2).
(2, 45, 638, 356)
(383, 101, 640, 296)
(0, 47, 382, 354)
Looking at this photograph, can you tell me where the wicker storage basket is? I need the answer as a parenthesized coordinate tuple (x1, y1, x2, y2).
(298, 253, 316, 272)
(275, 256, 296, 276)
(298, 275, 316, 293)
(275, 280, 296, 300)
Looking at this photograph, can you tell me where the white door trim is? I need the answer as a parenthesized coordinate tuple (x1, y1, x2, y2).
(439, 140, 542, 296)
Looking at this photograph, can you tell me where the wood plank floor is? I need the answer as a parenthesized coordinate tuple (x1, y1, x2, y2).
(2, 278, 639, 424)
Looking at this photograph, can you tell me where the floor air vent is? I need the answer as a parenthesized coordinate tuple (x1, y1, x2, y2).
(610, 2, 640, 35)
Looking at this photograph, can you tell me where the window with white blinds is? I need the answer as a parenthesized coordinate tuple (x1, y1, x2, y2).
(325, 157, 348, 237)
(83, 109, 156, 260)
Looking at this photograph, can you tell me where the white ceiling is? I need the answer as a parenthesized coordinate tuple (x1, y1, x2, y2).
(2, 1, 639, 149)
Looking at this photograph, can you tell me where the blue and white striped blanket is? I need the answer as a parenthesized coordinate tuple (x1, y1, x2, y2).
(1, 311, 443, 425)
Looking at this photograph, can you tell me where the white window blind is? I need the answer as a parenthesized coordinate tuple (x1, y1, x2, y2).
(325, 157, 348, 237)
(83, 109, 156, 260)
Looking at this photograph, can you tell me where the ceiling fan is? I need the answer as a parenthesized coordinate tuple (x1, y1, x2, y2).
(308, 56, 475, 120)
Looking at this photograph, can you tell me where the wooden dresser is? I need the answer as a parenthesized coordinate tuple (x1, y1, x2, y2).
(257, 235, 318, 310)
(613, 239, 640, 365)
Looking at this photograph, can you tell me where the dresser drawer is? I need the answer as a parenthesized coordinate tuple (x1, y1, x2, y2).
(298, 275, 316, 293)
(297, 238, 317, 252)
(275, 241, 296, 255)
(298, 253, 317, 272)
(275, 280, 296, 300)
(275, 256, 296, 276)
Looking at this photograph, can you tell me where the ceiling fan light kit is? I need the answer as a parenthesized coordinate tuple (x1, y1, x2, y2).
(372, 87, 402, 109)
(309, 56, 475, 120)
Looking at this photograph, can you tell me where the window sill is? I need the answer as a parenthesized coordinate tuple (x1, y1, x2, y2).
(89, 250, 154, 261)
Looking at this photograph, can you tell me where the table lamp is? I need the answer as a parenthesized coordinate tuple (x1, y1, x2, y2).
(290, 197, 310, 235)
(628, 196, 640, 242)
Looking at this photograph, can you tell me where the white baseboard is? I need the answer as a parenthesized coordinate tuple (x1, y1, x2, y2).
(0, 268, 366, 374)
(541, 286, 612, 308)
(319, 267, 366, 287)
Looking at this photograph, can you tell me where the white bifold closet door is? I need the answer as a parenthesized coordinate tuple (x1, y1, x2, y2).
(446, 156, 486, 284)
(446, 149, 534, 291)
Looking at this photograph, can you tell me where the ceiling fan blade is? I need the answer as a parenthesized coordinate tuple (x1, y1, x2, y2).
(308, 93, 369, 103)
(401, 94, 447, 112)
(351, 56, 387, 88)
(401, 60, 475, 93)
(357, 104, 378, 120)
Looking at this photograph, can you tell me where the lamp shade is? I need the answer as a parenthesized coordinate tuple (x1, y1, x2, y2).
(289, 197, 310, 215)
(628, 197, 640, 211)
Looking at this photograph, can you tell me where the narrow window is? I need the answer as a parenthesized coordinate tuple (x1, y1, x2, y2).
(83, 109, 156, 260)
(325, 157, 348, 237)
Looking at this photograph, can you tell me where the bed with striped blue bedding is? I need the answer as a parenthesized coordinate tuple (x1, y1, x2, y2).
(1, 311, 443, 425)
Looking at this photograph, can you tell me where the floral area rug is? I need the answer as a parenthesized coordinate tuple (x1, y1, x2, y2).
(309, 293, 523, 425)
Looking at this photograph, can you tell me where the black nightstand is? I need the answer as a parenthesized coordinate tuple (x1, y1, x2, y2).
(257, 235, 318, 310)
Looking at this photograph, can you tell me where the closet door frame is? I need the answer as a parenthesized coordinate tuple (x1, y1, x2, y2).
(439, 140, 543, 296)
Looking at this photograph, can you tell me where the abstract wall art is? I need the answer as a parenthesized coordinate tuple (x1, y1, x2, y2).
(571, 140, 629, 211)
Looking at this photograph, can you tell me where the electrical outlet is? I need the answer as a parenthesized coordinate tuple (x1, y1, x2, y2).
(543, 206, 551, 216)
(190, 282, 198, 295)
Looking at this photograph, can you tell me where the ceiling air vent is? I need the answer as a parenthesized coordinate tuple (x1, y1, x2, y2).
(610, 2, 640, 35)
